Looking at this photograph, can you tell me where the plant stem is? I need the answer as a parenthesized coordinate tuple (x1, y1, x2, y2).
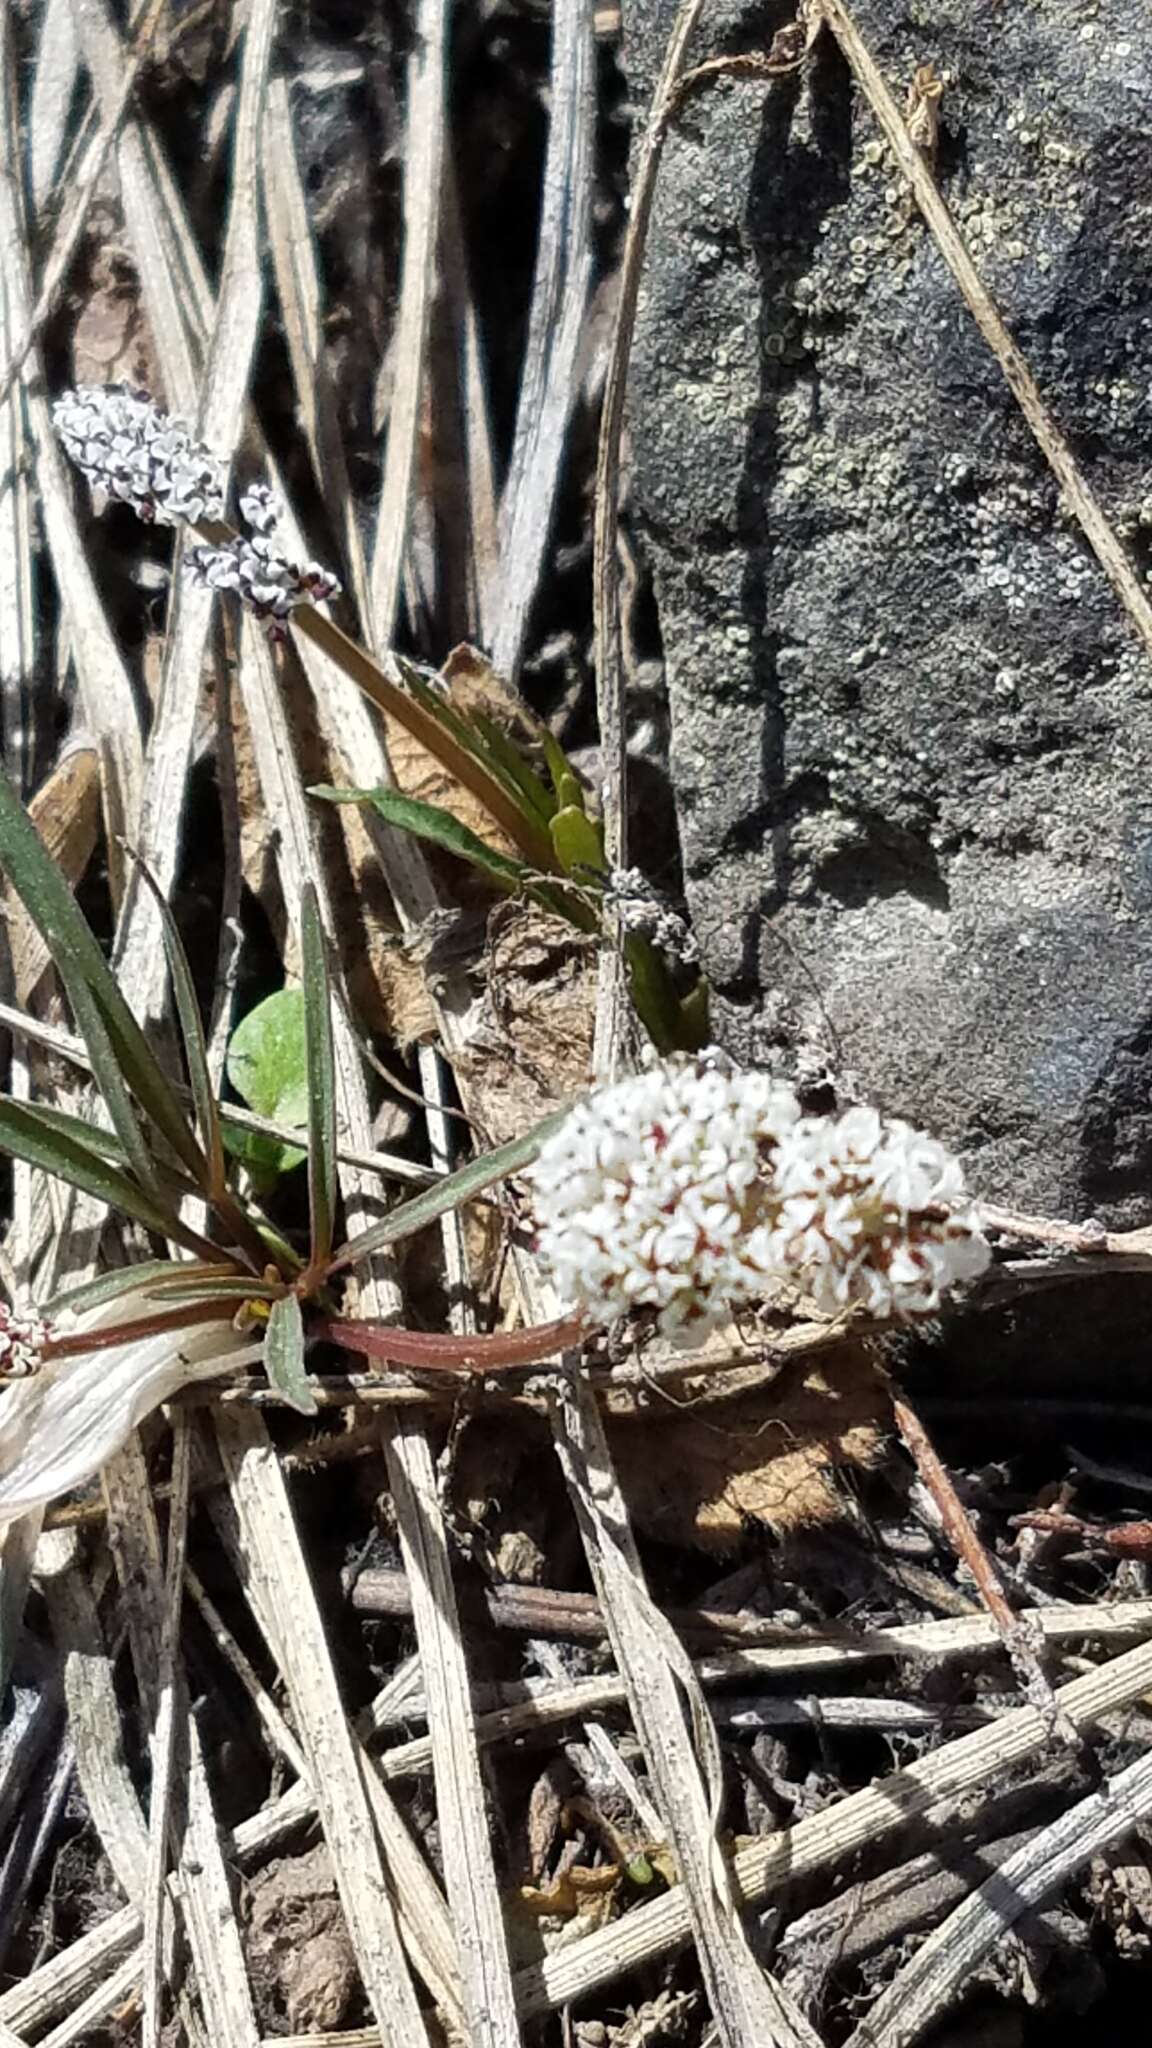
(293, 609, 559, 871)
(43, 1296, 246, 1358)
(317, 1311, 587, 1374)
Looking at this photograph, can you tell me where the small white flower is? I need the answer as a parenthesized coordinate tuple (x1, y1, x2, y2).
(185, 489, 340, 633)
(238, 483, 283, 535)
(528, 1050, 801, 1334)
(52, 385, 226, 526)
(528, 1057, 990, 1334)
(0, 1297, 261, 1527)
(765, 1107, 991, 1316)
(0, 1302, 47, 1379)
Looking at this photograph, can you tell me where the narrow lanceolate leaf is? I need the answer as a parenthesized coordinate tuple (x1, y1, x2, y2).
(393, 655, 556, 843)
(262, 1292, 316, 1416)
(0, 773, 204, 1181)
(47, 1262, 241, 1319)
(469, 709, 556, 824)
(332, 1105, 572, 1270)
(311, 784, 531, 894)
(132, 858, 225, 1195)
(300, 885, 337, 1273)
(143, 1278, 282, 1306)
(14, 1097, 156, 1171)
(0, 1098, 217, 1259)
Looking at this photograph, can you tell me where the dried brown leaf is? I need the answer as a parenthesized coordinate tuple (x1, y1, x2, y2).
(380, 644, 556, 878)
(243, 1846, 358, 2034)
(70, 203, 162, 396)
(453, 900, 597, 1144)
(608, 1344, 887, 1551)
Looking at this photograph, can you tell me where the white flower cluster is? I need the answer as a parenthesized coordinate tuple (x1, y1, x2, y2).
(184, 484, 341, 630)
(529, 1052, 802, 1333)
(528, 1054, 990, 1335)
(767, 1105, 992, 1317)
(52, 385, 225, 526)
(604, 868, 699, 965)
(0, 1302, 47, 1379)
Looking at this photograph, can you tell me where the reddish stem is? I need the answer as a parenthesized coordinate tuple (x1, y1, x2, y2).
(43, 1298, 241, 1359)
(317, 1311, 588, 1375)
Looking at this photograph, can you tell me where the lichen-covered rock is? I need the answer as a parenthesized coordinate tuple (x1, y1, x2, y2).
(624, 0, 1152, 1220)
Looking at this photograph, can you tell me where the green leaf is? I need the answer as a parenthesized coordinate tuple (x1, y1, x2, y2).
(550, 805, 607, 878)
(333, 1105, 571, 1270)
(391, 657, 557, 868)
(541, 728, 579, 805)
(312, 785, 531, 892)
(131, 858, 225, 1196)
(624, 935, 686, 1054)
(467, 709, 556, 824)
(263, 1292, 316, 1415)
(46, 1259, 212, 1318)
(300, 885, 337, 1272)
(224, 990, 308, 1185)
(144, 1278, 282, 1305)
(0, 772, 204, 1183)
(0, 1097, 217, 1258)
(14, 1097, 147, 1170)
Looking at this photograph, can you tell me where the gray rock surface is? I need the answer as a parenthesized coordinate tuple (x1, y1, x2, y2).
(624, 0, 1152, 1220)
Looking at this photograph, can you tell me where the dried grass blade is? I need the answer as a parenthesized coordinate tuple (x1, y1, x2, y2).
(490, 0, 595, 680)
(27, 0, 79, 211)
(843, 1742, 1152, 2047)
(0, 7, 142, 844)
(226, 634, 463, 2031)
(109, 0, 277, 1026)
(546, 1365, 821, 2048)
(261, 76, 370, 619)
(591, 0, 706, 1074)
(442, 169, 499, 639)
(2, 0, 171, 411)
(33, 1951, 141, 2048)
(72, 0, 198, 405)
(379, 1414, 520, 2046)
(213, 1406, 430, 2045)
(369, 0, 449, 641)
(141, 1414, 192, 2048)
(0, 193, 36, 793)
(301, 884, 337, 1274)
(36, 1529, 149, 1901)
(101, 1438, 260, 2046)
(517, 1629, 1152, 2016)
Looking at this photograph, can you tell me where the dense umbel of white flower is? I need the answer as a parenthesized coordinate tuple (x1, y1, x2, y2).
(184, 484, 341, 626)
(52, 384, 226, 525)
(765, 1106, 991, 1317)
(528, 1052, 803, 1333)
(528, 1056, 990, 1334)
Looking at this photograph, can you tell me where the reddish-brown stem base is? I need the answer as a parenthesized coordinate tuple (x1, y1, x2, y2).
(43, 1297, 240, 1359)
(317, 1311, 588, 1375)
